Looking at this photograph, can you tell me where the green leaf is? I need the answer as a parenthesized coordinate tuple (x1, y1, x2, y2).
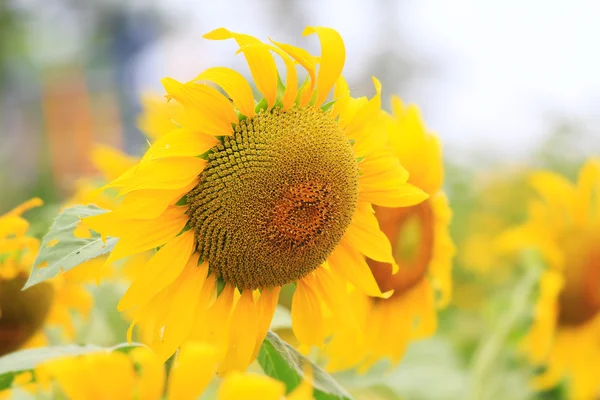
(0, 343, 142, 391)
(24, 205, 117, 290)
(258, 331, 353, 400)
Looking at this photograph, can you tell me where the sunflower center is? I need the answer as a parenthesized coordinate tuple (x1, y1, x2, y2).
(188, 106, 359, 290)
(0, 274, 54, 356)
(367, 200, 435, 295)
(557, 231, 600, 326)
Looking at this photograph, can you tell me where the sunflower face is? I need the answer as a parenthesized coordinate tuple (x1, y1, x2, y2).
(501, 160, 600, 397)
(188, 107, 359, 290)
(82, 26, 428, 370)
(368, 200, 435, 295)
(0, 198, 54, 355)
(556, 228, 600, 326)
(0, 275, 53, 356)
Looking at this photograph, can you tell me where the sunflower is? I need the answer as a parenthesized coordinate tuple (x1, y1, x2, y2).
(67, 144, 139, 211)
(451, 167, 532, 310)
(457, 167, 531, 275)
(498, 159, 600, 399)
(80, 27, 427, 372)
(2, 343, 313, 399)
(2, 149, 135, 353)
(0, 198, 106, 355)
(324, 96, 454, 372)
(0, 199, 51, 355)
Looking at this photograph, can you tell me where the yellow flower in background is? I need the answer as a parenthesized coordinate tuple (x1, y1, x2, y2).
(499, 159, 600, 399)
(81, 26, 427, 373)
(67, 144, 139, 211)
(0, 199, 96, 355)
(218, 371, 313, 400)
(325, 96, 454, 372)
(0, 199, 50, 355)
(2, 344, 313, 400)
(450, 167, 533, 311)
(457, 167, 531, 275)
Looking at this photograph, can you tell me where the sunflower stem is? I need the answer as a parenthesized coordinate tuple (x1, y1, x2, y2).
(468, 251, 542, 400)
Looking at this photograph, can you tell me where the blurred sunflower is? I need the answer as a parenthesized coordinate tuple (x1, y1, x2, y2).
(2, 343, 313, 399)
(324, 97, 454, 372)
(81, 26, 428, 372)
(0, 199, 95, 355)
(67, 144, 139, 211)
(457, 167, 531, 275)
(451, 167, 532, 310)
(499, 159, 600, 399)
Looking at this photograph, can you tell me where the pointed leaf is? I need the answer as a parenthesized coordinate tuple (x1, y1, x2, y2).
(258, 331, 353, 400)
(24, 205, 117, 289)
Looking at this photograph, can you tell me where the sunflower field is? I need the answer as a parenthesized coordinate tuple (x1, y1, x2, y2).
(1, 2, 600, 399)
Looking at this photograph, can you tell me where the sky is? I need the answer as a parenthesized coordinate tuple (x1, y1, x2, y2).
(132, 0, 600, 157)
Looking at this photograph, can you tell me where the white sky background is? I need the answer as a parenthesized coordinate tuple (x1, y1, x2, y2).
(134, 0, 600, 158)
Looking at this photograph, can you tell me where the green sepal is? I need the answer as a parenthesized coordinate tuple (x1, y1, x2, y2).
(255, 97, 269, 113)
(215, 277, 226, 297)
(294, 75, 311, 106)
(320, 99, 337, 112)
(175, 195, 188, 206)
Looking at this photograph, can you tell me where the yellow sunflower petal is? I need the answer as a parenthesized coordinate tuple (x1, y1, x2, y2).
(529, 171, 576, 217)
(292, 279, 325, 347)
(344, 77, 381, 139)
(4, 197, 43, 217)
(303, 26, 345, 106)
(117, 230, 195, 311)
(221, 290, 259, 372)
(309, 266, 360, 334)
(90, 145, 138, 182)
(128, 347, 165, 400)
(359, 151, 428, 208)
(167, 343, 220, 400)
(194, 284, 236, 356)
(152, 255, 207, 361)
(0, 216, 29, 238)
(85, 207, 189, 262)
(137, 94, 185, 140)
(328, 240, 382, 297)
(270, 39, 317, 106)
(218, 373, 285, 400)
(252, 286, 281, 360)
(196, 67, 256, 118)
(269, 45, 298, 109)
(141, 128, 219, 162)
(331, 75, 350, 120)
(404, 279, 437, 340)
(188, 274, 218, 341)
(344, 201, 394, 263)
(114, 182, 195, 220)
(161, 78, 238, 136)
(204, 28, 278, 108)
(112, 157, 205, 196)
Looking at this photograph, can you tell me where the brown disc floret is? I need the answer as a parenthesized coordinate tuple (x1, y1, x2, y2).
(188, 106, 359, 290)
